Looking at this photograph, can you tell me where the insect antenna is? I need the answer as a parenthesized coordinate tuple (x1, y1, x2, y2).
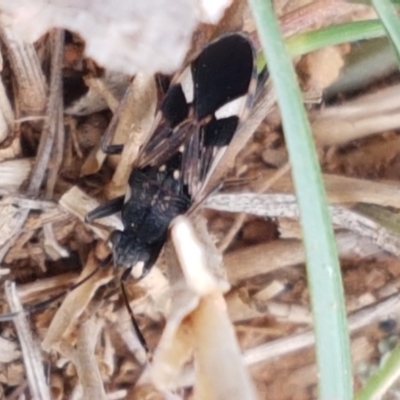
(188, 181, 224, 216)
(221, 173, 263, 189)
(0, 254, 112, 322)
(119, 267, 150, 355)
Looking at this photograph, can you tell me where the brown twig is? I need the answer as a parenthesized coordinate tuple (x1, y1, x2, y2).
(243, 291, 400, 366)
(0, 30, 64, 264)
(207, 192, 400, 257)
(280, 0, 370, 37)
(27, 29, 64, 197)
(5, 281, 51, 400)
(108, 73, 157, 198)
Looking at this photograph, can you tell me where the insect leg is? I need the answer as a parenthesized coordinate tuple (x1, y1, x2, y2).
(256, 65, 269, 95)
(139, 240, 165, 280)
(85, 195, 124, 222)
(100, 83, 134, 154)
(102, 144, 124, 154)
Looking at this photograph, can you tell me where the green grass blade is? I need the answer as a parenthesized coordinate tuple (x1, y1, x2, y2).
(372, 0, 400, 64)
(353, 3, 400, 398)
(248, 1, 353, 399)
(287, 19, 386, 57)
(258, 19, 388, 81)
(356, 344, 400, 400)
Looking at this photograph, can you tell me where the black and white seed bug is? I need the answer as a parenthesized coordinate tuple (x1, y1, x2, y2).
(86, 32, 257, 277)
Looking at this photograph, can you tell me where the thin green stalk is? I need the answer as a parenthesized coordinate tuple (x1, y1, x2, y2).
(356, 344, 400, 400)
(372, 0, 400, 65)
(248, 1, 352, 399)
(287, 19, 386, 57)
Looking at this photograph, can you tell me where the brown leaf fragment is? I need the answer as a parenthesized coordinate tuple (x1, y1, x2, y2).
(192, 294, 257, 400)
(108, 73, 157, 198)
(151, 217, 256, 399)
(41, 251, 113, 351)
(65, 72, 130, 116)
(0, 336, 20, 363)
(127, 382, 165, 400)
(59, 185, 123, 239)
(57, 317, 107, 400)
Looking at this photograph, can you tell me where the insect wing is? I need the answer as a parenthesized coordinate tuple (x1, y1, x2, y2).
(138, 77, 192, 169)
(183, 33, 257, 198)
(192, 33, 256, 121)
(138, 33, 256, 193)
(85, 33, 256, 276)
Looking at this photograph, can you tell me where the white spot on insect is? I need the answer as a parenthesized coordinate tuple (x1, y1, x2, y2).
(173, 170, 180, 180)
(180, 67, 194, 103)
(130, 261, 145, 279)
(124, 186, 132, 203)
(178, 145, 185, 153)
(215, 95, 247, 119)
(159, 164, 166, 172)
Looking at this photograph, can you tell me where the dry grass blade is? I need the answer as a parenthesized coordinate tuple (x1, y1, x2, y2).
(65, 71, 130, 116)
(263, 172, 400, 209)
(224, 231, 380, 284)
(57, 317, 107, 400)
(218, 163, 290, 252)
(84, 76, 120, 113)
(45, 101, 64, 198)
(280, 0, 370, 37)
(0, 51, 14, 143)
(0, 30, 64, 263)
(4, 281, 51, 400)
(80, 73, 156, 181)
(243, 291, 400, 366)
(0, 27, 46, 115)
(41, 251, 113, 351)
(206, 193, 400, 257)
(313, 84, 400, 146)
(27, 29, 64, 197)
(43, 223, 69, 259)
(79, 74, 133, 177)
(0, 158, 32, 195)
(15, 272, 79, 304)
(0, 208, 28, 263)
(59, 186, 123, 239)
(1, 195, 55, 211)
(109, 73, 157, 197)
(79, 144, 108, 177)
(0, 335, 19, 363)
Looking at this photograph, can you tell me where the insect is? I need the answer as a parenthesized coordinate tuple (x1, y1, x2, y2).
(86, 32, 257, 278)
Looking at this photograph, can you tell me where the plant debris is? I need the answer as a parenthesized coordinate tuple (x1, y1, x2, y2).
(1, 1, 400, 399)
